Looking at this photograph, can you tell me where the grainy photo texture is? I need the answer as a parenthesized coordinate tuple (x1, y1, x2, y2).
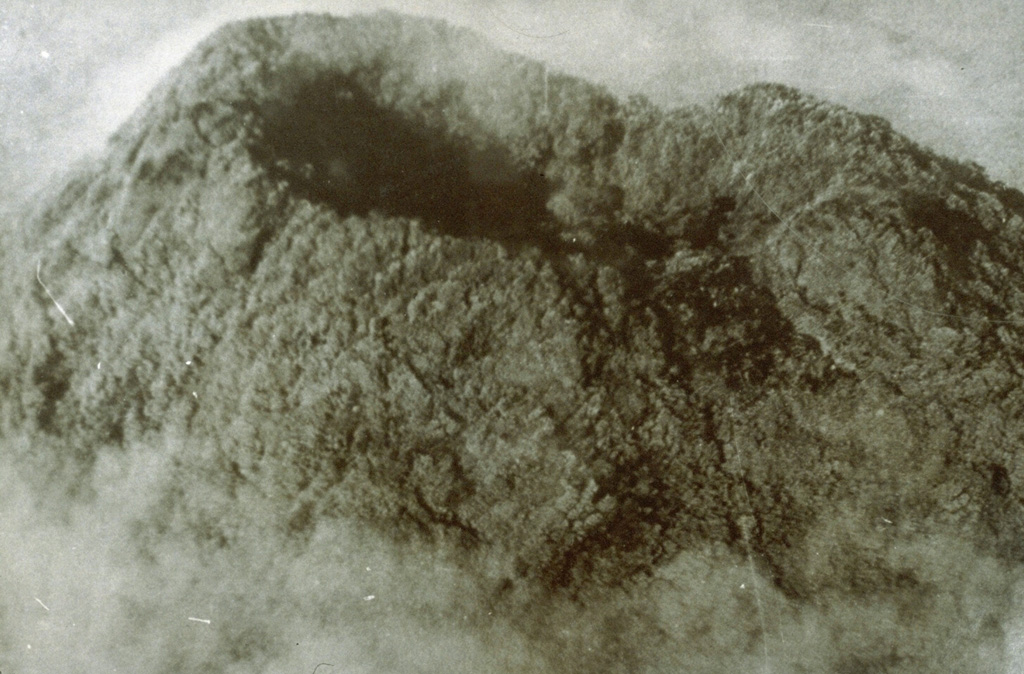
(2, 3, 1024, 673)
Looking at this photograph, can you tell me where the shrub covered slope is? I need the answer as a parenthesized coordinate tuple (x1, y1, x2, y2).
(3, 11, 1024, 673)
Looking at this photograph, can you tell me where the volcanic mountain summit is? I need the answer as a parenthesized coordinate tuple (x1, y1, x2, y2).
(3, 11, 1024, 674)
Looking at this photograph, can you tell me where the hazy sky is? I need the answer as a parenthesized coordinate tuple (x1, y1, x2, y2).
(1, 0, 1022, 202)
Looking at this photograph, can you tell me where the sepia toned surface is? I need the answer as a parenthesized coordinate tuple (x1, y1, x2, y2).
(2, 4, 1024, 673)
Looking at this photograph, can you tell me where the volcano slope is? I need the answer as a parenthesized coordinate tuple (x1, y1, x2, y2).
(3, 11, 1024, 674)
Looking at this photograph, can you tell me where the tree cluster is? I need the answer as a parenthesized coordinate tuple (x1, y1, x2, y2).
(3, 11, 1024, 672)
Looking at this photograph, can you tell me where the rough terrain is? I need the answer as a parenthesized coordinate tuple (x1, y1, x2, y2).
(3, 11, 1024, 673)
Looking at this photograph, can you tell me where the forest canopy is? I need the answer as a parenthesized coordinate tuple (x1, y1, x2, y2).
(3, 11, 1024, 674)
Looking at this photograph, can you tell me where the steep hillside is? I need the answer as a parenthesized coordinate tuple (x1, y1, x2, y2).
(3, 11, 1024, 674)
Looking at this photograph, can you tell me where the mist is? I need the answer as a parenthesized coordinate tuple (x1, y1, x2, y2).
(0, 433, 551, 673)
(4, 430, 1021, 672)
(0, 428, 811, 673)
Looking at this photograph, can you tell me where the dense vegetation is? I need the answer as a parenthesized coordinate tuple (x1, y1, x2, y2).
(3, 11, 1024, 673)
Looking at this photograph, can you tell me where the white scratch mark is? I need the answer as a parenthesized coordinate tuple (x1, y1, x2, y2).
(882, 517, 893, 524)
(363, 595, 376, 601)
(188, 617, 211, 624)
(40, 50, 50, 59)
(192, 391, 198, 399)
(36, 261, 75, 326)
(34, 597, 50, 611)
(543, 65, 549, 116)
(97, 362, 102, 370)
